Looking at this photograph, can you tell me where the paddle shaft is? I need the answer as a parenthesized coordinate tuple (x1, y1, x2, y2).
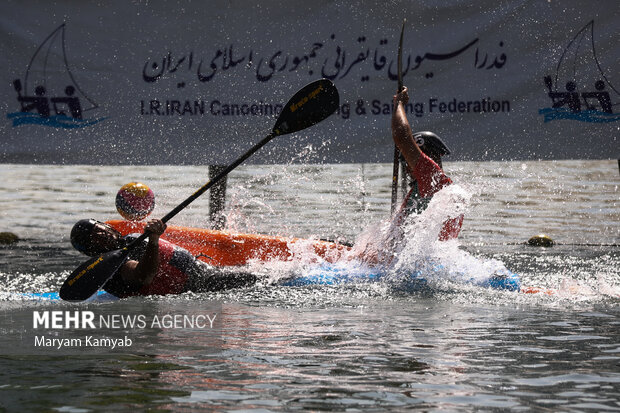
(390, 149, 400, 214)
(126, 133, 276, 248)
(164, 133, 274, 222)
(390, 19, 406, 214)
(397, 19, 405, 92)
(150, 79, 338, 232)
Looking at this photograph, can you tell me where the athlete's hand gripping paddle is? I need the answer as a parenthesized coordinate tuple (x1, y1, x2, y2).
(59, 79, 340, 301)
(390, 19, 406, 214)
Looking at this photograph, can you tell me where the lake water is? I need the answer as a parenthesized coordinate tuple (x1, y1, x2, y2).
(0, 159, 619, 411)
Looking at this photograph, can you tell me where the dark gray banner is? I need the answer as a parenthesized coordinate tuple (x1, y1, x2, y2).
(1, 0, 618, 164)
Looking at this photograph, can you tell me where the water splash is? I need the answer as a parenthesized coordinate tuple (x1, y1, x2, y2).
(236, 183, 522, 294)
(1, 162, 617, 306)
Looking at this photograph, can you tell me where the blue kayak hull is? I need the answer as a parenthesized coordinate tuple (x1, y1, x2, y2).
(18, 291, 118, 302)
(281, 264, 521, 292)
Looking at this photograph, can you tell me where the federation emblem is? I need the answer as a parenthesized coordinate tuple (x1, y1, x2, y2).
(539, 20, 619, 123)
(7, 23, 106, 129)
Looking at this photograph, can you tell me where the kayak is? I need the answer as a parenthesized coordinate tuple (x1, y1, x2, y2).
(17, 291, 118, 302)
(107, 220, 351, 266)
(20, 221, 550, 300)
(107, 220, 527, 293)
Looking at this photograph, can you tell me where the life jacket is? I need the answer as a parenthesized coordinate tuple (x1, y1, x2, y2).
(103, 236, 196, 297)
(399, 154, 463, 241)
(402, 180, 431, 216)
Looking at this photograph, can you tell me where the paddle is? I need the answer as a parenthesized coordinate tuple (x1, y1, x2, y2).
(390, 19, 406, 214)
(59, 79, 340, 301)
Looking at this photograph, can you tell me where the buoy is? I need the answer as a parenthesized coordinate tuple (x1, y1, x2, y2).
(527, 234, 555, 247)
(115, 182, 155, 221)
(0, 232, 19, 245)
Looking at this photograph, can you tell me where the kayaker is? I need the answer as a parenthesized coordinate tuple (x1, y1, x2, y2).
(70, 218, 256, 297)
(354, 86, 463, 263)
(391, 86, 463, 240)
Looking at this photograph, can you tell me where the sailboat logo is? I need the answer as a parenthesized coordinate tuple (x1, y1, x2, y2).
(539, 20, 619, 123)
(7, 23, 106, 129)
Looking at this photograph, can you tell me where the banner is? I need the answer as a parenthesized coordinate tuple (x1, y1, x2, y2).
(1, 0, 618, 164)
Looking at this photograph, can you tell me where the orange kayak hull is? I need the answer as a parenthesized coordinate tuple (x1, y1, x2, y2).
(106, 220, 351, 267)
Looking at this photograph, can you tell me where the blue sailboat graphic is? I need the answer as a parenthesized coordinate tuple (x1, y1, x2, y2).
(539, 20, 619, 123)
(7, 23, 106, 129)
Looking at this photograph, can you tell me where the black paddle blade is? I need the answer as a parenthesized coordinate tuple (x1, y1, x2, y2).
(59, 249, 129, 301)
(273, 79, 339, 136)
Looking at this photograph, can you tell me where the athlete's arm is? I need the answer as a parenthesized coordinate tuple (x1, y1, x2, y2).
(118, 219, 166, 288)
(391, 87, 460, 239)
(392, 87, 423, 175)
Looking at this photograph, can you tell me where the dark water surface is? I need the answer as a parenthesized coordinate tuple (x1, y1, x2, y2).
(0, 160, 618, 411)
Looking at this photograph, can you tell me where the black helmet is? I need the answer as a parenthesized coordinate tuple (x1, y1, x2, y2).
(70, 219, 101, 256)
(413, 131, 451, 157)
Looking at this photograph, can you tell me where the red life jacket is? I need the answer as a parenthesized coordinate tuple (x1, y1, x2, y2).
(104, 237, 194, 298)
(135, 239, 191, 296)
(400, 153, 463, 241)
